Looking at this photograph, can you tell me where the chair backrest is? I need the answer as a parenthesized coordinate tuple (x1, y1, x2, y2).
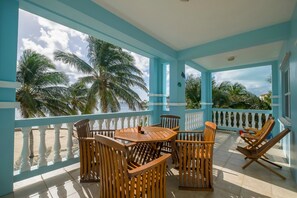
(95, 135, 130, 197)
(253, 118, 275, 148)
(255, 117, 275, 137)
(204, 121, 217, 141)
(160, 114, 180, 129)
(175, 131, 215, 191)
(74, 119, 92, 138)
(257, 128, 290, 157)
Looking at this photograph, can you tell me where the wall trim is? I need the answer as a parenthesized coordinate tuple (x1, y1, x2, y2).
(0, 102, 20, 109)
(0, 81, 21, 89)
(148, 93, 167, 97)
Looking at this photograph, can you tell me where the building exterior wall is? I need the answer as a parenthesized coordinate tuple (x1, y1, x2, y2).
(278, 3, 297, 183)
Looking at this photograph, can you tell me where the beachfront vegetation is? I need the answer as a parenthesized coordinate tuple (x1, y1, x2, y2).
(185, 74, 271, 110)
(54, 36, 148, 113)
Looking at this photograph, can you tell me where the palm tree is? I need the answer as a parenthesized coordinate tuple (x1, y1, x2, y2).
(185, 75, 201, 109)
(16, 49, 69, 158)
(64, 82, 90, 115)
(54, 36, 148, 113)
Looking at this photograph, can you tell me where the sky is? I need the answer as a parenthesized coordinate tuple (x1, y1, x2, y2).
(17, 9, 271, 102)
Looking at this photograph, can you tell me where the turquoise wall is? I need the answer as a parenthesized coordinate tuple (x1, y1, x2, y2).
(278, 3, 297, 183)
(0, 0, 19, 196)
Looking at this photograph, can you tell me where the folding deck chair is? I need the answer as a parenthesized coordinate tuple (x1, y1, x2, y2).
(240, 117, 275, 150)
(237, 128, 290, 180)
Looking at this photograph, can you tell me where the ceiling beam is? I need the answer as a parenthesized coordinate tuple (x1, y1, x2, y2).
(178, 22, 290, 60)
(20, 0, 177, 60)
(185, 61, 207, 72)
(210, 60, 276, 72)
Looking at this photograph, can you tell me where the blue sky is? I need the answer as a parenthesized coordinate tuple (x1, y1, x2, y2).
(17, 9, 271, 101)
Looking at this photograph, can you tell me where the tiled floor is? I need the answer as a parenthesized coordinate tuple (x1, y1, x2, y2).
(2, 131, 297, 198)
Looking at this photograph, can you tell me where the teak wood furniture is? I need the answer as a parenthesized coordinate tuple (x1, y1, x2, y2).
(95, 135, 171, 198)
(74, 119, 115, 182)
(237, 128, 291, 180)
(175, 122, 217, 191)
(153, 115, 180, 154)
(115, 126, 178, 164)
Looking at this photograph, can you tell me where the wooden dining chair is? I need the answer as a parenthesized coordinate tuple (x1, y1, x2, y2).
(152, 114, 180, 154)
(95, 135, 170, 198)
(115, 127, 163, 166)
(74, 119, 115, 182)
(237, 128, 290, 180)
(175, 122, 216, 191)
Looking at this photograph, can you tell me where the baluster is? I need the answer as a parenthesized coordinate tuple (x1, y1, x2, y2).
(106, 119, 111, 129)
(213, 111, 217, 124)
(38, 126, 47, 167)
(53, 124, 62, 163)
(66, 123, 74, 159)
(251, 113, 256, 128)
(132, 116, 136, 127)
(114, 118, 119, 129)
(239, 112, 243, 128)
(218, 111, 221, 126)
(89, 120, 95, 130)
(136, 116, 140, 126)
(222, 111, 226, 127)
(146, 115, 150, 126)
(126, 117, 130, 128)
(20, 127, 31, 172)
(121, 117, 125, 129)
(258, 114, 263, 128)
(228, 112, 232, 127)
(97, 120, 103, 130)
(245, 113, 249, 128)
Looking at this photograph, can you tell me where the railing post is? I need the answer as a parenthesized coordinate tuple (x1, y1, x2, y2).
(38, 126, 47, 167)
(66, 123, 74, 159)
(53, 124, 62, 163)
(114, 118, 119, 129)
(20, 127, 31, 172)
(89, 120, 95, 130)
(228, 112, 232, 128)
(222, 111, 226, 127)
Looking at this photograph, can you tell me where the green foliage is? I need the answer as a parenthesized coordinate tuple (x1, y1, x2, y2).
(185, 75, 271, 110)
(185, 75, 201, 109)
(16, 49, 70, 118)
(54, 36, 148, 113)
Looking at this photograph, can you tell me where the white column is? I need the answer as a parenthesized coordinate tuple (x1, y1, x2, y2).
(245, 112, 249, 128)
(251, 113, 256, 128)
(38, 126, 47, 167)
(53, 124, 62, 163)
(20, 127, 31, 172)
(66, 123, 74, 159)
(239, 112, 243, 128)
(222, 111, 226, 127)
(114, 118, 119, 129)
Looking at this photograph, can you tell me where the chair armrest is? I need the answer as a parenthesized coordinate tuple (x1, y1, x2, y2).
(244, 127, 258, 134)
(128, 154, 171, 177)
(241, 133, 260, 140)
(172, 126, 180, 131)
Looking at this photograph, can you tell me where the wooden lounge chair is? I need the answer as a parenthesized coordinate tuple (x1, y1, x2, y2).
(74, 119, 115, 182)
(237, 128, 290, 180)
(240, 117, 275, 150)
(95, 135, 170, 198)
(175, 122, 217, 191)
(153, 114, 180, 154)
(243, 117, 274, 137)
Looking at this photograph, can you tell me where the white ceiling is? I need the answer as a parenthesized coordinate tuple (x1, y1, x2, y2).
(93, 0, 296, 70)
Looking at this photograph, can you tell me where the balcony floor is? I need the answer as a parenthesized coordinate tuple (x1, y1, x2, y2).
(2, 131, 297, 198)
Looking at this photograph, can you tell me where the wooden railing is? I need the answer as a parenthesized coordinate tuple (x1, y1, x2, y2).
(14, 111, 152, 181)
(185, 109, 204, 130)
(212, 108, 272, 130)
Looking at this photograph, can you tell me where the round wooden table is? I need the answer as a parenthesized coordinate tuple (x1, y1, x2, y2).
(114, 126, 177, 142)
(115, 126, 177, 164)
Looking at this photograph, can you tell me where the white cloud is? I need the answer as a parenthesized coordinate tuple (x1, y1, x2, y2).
(213, 66, 272, 96)
(185, 65, 201, 78)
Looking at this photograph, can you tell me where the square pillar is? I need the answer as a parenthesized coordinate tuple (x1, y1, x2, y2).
(271, 61, 280, 136)
(0, 0, 19, 196)
(149, 58, 166, 125)
(169, 60, 186, 130)
(201, 71, 213, 122)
